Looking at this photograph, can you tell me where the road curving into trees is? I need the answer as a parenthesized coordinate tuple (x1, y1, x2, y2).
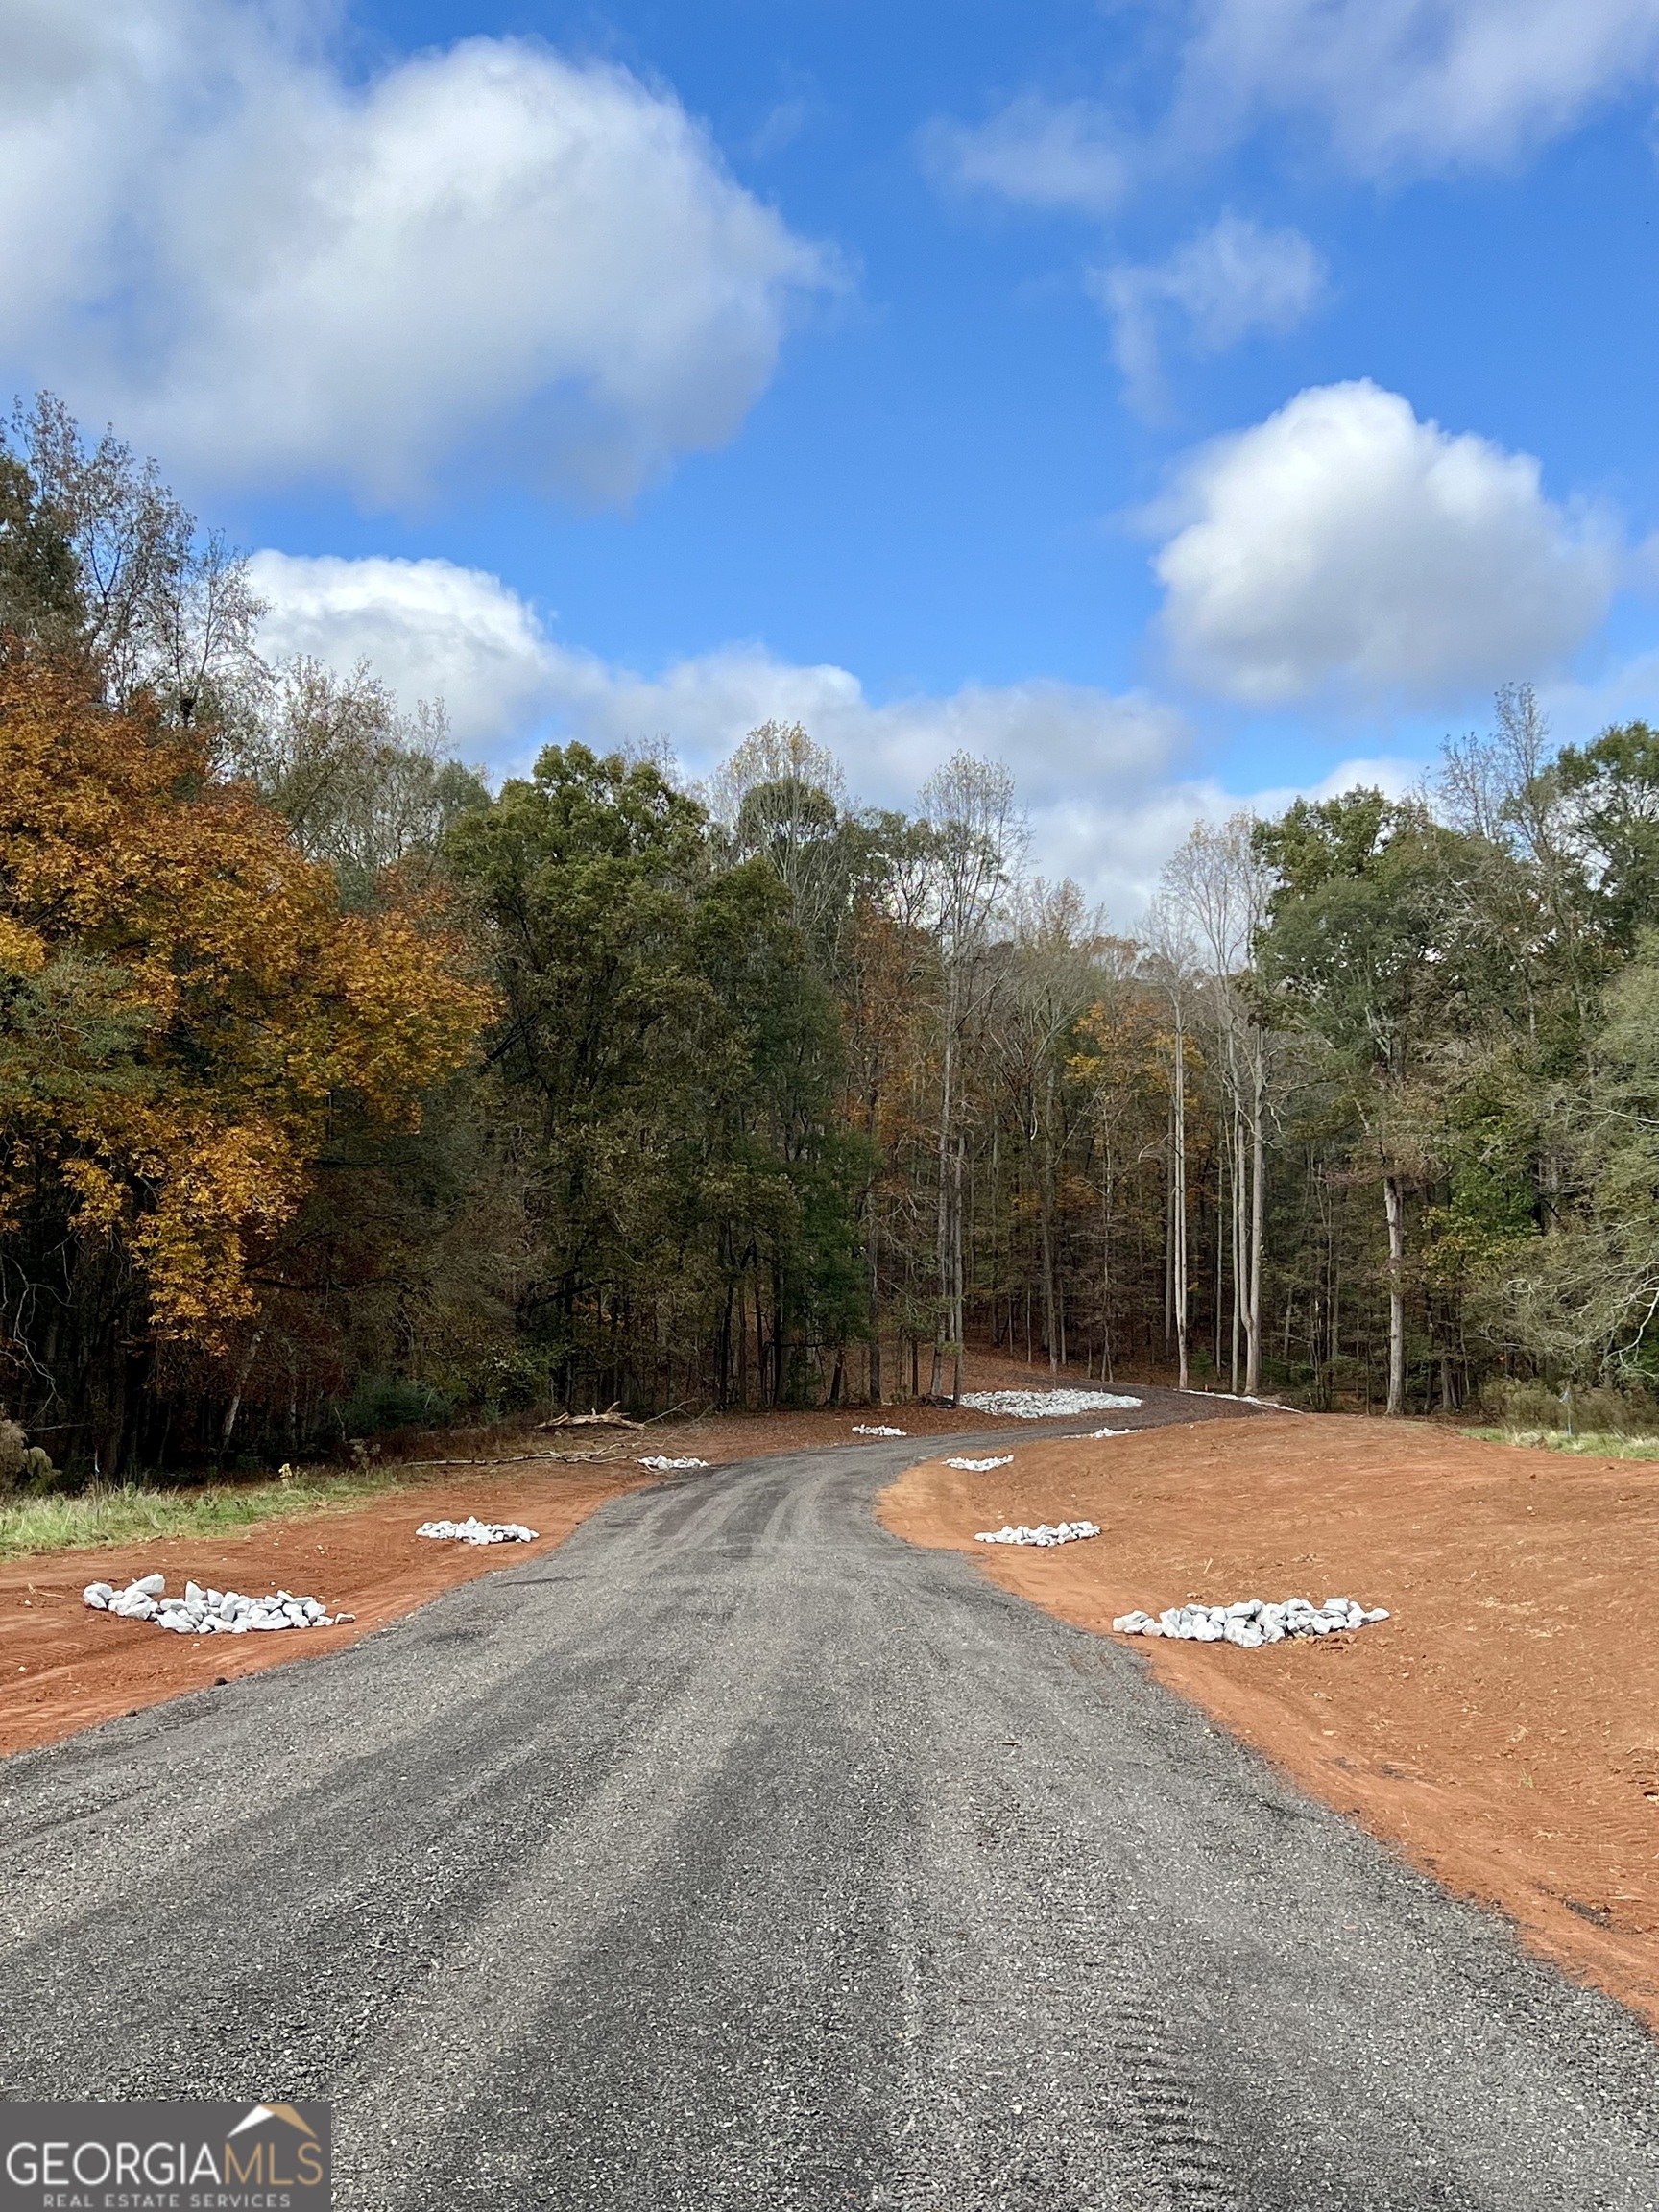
(2, 1402, 1655, 2209)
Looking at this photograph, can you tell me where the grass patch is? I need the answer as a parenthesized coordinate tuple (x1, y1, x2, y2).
(0, 1462, 427, 1565)
(1464, 1427, 1659, 1462)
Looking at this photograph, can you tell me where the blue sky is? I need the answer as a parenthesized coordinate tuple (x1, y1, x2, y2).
(7, 0, 1659, 910)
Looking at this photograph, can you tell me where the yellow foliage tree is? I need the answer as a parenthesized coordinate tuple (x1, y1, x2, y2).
(0, 656, 493, 1354)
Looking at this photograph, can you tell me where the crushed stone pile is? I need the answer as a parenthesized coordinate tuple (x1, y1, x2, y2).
(639, 1455, 708, 1471)
(417, 1517, 538, 1546)
(1090, 1427, 1130, 1438)
(947, 1455, 1013, 1471)
(84, 1574, 350, 1633)
(976, 1520, 1101, 1547)
(1112, 1596, 1389, 1647)
(958, 1389, 1142, 1419)
(853, 1424, 906, 1436)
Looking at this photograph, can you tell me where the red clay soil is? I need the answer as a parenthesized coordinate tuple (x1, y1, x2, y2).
(879, 1415, 1659, 2035)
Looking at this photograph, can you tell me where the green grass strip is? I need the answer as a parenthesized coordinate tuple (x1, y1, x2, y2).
(0, 1463, 427, 1566)
(1464, 1426, 1659, 1462)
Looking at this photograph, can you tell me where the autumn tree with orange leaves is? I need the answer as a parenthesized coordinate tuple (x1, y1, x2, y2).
(0, 653, 492, 1472)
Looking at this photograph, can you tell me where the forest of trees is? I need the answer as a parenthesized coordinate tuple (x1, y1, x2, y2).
(5, 395, 1659, 1480)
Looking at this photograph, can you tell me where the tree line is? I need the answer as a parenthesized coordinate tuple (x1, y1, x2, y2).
(3, 397, 1658, 1480)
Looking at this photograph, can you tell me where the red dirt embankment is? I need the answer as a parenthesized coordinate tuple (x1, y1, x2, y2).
(880, 1416, 1659, 2033)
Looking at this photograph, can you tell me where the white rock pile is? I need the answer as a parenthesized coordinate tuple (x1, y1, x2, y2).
(84, 1575, 349, 1633)
(1112, 1596, 1389, 1647)
(975, 1520, 1101, 1547)
(947, 1455, 1014, 1471)
(958, 1389, 1142, 1419)
(853, 1424, 906, 1436)
(639, 1455, 708, 1471)
(416, 1517, 538, 1546)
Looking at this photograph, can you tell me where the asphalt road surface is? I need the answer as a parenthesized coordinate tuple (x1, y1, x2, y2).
(2, 1391, 1656, 2209)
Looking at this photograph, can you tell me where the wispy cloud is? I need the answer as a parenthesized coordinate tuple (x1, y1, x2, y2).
(1092, 214, 1326, 417)
(918, 95, 1128, 215)
(1176, 0, 1659, 176)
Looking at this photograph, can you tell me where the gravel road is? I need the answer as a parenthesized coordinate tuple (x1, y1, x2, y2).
(3, 1396, 1655, 2209)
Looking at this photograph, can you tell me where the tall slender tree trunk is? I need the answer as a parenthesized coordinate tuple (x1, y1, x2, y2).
(1230, 1110, 1245, 1393)
(1244, 1042, 1265, 1397)
(865, 1181, 882, 1405)
(1039, 1062, 1061, 1374)
(1100, 1144, 1116, 1383)
(1164, 1092, 1176, 1353)
(1383, 1171, 1407, 1416)
(950, 1133, 967, 1402)
(931, 989, 956, 1400)
(221, 1325, 266, 1455)
(1038, 1185, 1059, 1375)
(1172, 1021, 1190, 1390)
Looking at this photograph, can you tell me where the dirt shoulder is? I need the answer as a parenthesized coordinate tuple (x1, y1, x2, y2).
(0, 1463, 656, 1761)
(879, 1414, 1659, 2034)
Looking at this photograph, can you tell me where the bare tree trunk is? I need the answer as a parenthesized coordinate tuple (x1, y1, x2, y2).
(1230, 1112, 1244, 1392)
(932, 992, 956, 1400)
(1101, 1144, 1115, 1383)
(1173, 1022, 1190, 1390)
(1039, 1184, 1059, 1375)
(221, 1325, 267, 1455)
(1383, 1172, 1406, 1416)
(865, 1186, 882, 1405)
(1245, 1042, 1265, 1397)
(950, 1132, 966, 1402)
(1164, 1091, 1175, 1353)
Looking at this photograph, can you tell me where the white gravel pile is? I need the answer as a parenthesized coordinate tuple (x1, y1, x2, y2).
(1112, 1596, 1390, 1647)
(958, 1389, 1142, 1419)
(975, 1520, 1101, 1547)
(853, 1424, 906, 1436)
(84, 1574, 350, 1633)
(1091, 1428, 1131, 1438)
(947, 1455, 1013, 1471)
(416, 1517, 538, 1546)
(639, 1455, 708, 1471)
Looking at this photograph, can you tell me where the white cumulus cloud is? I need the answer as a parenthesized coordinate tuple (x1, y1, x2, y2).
(247, 552, 565, 751)
(1149, 380, 1620, 706)
(1092, 214, 1326, 416)
(1177, 0, 1659, 174)
(0, 0, 829, 502)
(919, 96, 1128, 215)
(249, 546, 1426, 919)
